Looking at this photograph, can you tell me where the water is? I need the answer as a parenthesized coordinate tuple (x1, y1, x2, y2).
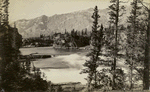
(20, 47, 89, 84)
(20, 47, 87, 55)
(20, 47, 134, 85)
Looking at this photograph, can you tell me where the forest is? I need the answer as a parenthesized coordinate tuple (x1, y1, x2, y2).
(22, 29, 91, 48)
(80, 0, 150, 91)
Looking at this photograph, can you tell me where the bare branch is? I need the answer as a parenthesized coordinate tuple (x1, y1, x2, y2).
(143, 2, 150, 5)
(139, 1, 149, 11)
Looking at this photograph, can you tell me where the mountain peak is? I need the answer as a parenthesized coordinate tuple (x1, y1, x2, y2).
(14, 6, 140, 38)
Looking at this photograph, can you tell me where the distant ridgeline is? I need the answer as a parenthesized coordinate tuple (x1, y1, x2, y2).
(22, 29, 91, 48)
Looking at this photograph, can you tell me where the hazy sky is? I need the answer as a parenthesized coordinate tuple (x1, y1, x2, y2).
(9, 0, 149, 22)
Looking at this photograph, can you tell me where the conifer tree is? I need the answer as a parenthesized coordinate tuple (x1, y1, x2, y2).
(138, 0, 150, 90)
(108, 0, 125, 89)
(81, 6, 104, 91)
(1, 26, 26, 91)
(65, 29, 67, 34)
(82, 30, 84, 36)
(0, 1, 49, 89)
(85, 28, 87, 35)
(126, 0, 143, 90)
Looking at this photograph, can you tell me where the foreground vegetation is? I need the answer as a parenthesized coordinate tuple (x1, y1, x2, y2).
(81, 0, 149, 91)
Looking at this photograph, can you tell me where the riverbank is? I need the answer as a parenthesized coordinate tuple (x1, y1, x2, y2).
(21, 45, 91, 50)
(50, 82, 86, 92)
(20, 46, 89, 56)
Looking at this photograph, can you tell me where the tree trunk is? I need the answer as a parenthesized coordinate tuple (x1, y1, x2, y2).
(143, 10, 150, 90)
(149, 10, 150, 90)
(130, 61, 133, 90)
(88, 72, 93, 92)
(112, 0, 119, 90)
(130, 0, 137, 89)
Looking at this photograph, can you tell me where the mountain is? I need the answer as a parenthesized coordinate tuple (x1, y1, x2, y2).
(12, 6, 132, 38)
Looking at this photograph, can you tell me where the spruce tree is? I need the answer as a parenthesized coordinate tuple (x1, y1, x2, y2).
(108, 0, 125, 89)
(82, 30, 84, 36)
(81, 6, 104, 91)
(138, 0, 150, 90)
(85, 28, 87, 35)
(126, 0, 143, 90)
(1, 26, 26, 91)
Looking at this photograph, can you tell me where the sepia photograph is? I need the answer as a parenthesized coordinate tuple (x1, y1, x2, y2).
(0, 0, 150, 91)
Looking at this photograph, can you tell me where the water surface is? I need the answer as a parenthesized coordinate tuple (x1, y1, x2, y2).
(20, 47, 89, 84)
(20, 47, 131, 85)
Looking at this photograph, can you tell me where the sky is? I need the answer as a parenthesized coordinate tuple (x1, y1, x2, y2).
(9, 0, 149, 22)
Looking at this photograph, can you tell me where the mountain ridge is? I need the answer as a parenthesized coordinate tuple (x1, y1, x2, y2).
(11, 6, 132, 38)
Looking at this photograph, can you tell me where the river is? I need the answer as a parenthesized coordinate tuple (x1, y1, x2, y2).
(20, 47, 89, 84)
(20, 47, 134, 85)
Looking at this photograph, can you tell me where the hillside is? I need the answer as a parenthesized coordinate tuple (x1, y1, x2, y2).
(12, 6, 132, 38)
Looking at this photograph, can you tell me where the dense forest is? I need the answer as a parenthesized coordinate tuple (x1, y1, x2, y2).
(81, 0, 150, 91)
(22, 29, 91, 48)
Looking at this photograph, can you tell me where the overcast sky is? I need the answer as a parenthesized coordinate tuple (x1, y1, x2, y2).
(9, 0, 149, 22)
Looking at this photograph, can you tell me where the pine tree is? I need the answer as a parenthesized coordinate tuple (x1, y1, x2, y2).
(126, 0, 142, 90)
(82, 30, 84, 36)
(1, 26, 26, 91)
(0, 18, 48, 92)
(85, 28, 87, 35)
(108, 0, 126, 89)
(65, 29, 67, 34)
(138, 0, 150, 90)
(71, 29, 75, 37)
(81, 6, 104, 91)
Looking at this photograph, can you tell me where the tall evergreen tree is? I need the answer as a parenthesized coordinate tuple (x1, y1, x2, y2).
(65, 29, 67, 34)
(1, 26, 25, 91)
(85, 28, 88, 35)
(82, 30, 84, 36)
(138, 0, 150, 90)
(126, 0, 143, 90)
(81, 6, 104, 91)
(1, 27, 49, 91)
(108, 0, 125, 89)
